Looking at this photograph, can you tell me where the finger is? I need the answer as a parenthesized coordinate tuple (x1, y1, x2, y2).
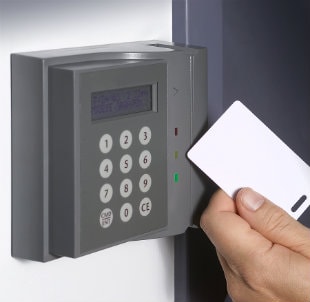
(236, 188, 310, 259)
(205, 189, 238, 214)
(200, 189, 272, 265)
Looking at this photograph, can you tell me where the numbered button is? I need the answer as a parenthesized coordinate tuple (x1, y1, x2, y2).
(120, 203, 133, 222)
(120, 130, 133, 149)
(139, 197, 152, 217)
(120, 154, 133, 174)
(120, 178, 133, 198)
(139, 150, 152, 169)
(99, 159, 113, 178)
(100, 183, 113, 204)
(99, 208, 113, 229)
(139, 126, 151, 145)
(99, 134, 113, 154)
(139, 174, 152, 193)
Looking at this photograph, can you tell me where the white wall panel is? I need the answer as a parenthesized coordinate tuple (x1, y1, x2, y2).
(0, 1, 173, 301)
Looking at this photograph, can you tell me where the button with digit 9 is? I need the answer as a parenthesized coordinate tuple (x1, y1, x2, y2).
(139, 174, 152, 193)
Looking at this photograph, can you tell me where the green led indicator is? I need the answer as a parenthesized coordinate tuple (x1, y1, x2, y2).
(174, 173, 179, 183)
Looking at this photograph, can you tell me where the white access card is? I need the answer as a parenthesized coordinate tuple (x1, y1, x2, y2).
(187, 101, 310, 219)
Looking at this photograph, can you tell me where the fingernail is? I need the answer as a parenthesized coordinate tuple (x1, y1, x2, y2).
(240, 188, 265, 211)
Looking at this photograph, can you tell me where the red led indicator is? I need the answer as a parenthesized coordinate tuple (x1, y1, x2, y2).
(174, 128, 178, 136)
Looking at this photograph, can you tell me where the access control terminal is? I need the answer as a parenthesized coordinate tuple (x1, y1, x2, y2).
(11, 41, 207, 262)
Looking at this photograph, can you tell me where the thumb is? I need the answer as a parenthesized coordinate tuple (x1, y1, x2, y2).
(236, 188, 310, 259)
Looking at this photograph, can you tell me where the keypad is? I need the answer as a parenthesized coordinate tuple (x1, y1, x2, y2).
(98, 126, 153, 228)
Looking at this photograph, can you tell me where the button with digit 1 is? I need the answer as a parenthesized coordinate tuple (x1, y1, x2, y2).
(99, 134, 113, 154)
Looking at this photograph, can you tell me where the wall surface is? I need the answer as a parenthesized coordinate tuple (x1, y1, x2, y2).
(0, 1, 174, 301)
(173, 1, 310, 301)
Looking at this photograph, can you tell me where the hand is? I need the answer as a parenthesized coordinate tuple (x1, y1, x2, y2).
(200, 188, 310, 302)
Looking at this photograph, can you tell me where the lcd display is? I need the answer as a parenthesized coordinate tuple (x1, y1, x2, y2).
(91, 85, 153, 120)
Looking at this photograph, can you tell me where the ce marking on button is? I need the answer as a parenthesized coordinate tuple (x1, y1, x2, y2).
(139, 197, 152, 217)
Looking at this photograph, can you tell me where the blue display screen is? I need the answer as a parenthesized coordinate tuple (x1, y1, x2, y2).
(91, 85, 153, 121)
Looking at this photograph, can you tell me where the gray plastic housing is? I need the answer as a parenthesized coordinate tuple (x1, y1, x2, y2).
(11, 41, 207, 262)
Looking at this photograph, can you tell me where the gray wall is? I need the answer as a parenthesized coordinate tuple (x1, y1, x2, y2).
(223, 0, 310, 168)
(173, 1, 310, 301)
